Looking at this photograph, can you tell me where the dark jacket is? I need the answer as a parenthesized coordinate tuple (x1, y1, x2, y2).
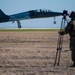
(65, 21, 75, 38)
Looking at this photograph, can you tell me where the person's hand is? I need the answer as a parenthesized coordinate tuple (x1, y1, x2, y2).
(58, 31, 65, 35)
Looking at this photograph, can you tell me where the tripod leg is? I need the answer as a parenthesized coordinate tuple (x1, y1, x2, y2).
(54, 16, 68, 66)
(54, 49, 59, 66)
(57, 35, 63, 66)
(54, 18, 65, 66)
(54, 33, 62, 66)
(57, 49, 62, 66)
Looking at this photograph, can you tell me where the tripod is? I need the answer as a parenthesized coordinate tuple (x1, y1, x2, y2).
(54, 16, 68, 66)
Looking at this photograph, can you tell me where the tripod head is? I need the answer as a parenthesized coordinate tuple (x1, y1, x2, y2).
(62, 10, 68, 19)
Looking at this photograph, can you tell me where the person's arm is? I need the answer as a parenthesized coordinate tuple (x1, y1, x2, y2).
(59, 21, 72, 35)
(59, 30, 68, 35)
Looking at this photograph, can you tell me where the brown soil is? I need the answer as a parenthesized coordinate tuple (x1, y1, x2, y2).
(0, 31, 75, 75)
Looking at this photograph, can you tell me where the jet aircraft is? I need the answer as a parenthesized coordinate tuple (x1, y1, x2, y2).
(0, 9, 67, 28)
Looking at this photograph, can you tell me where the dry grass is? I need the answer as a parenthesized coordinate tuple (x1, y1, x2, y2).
(0, 31, 75, 75)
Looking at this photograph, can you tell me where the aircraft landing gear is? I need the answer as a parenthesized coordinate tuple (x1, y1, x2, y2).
(53, 17, 56, 24)
(17, 20, 22, 28)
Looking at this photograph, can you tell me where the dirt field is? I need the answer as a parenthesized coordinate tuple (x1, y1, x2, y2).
(0, 30, 75, 75)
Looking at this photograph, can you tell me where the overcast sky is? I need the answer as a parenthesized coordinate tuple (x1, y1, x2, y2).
(0, 0, 75, 28)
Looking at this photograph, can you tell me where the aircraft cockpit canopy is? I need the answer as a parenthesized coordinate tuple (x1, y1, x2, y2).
(29, 9, 51, 13)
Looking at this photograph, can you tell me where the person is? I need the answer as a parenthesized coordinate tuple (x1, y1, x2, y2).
(59, 11, 75, 67)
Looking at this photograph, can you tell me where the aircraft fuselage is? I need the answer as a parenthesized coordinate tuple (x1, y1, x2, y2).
(0, 9, 62, 28)
(9, 9, 62, 21)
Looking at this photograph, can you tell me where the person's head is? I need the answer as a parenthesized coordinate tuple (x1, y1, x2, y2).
(70, 11, 75, 21)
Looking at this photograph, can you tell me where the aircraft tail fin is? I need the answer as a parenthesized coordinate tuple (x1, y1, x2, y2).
(0, 9, 7, 17)
(0, 9, 9, 22)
